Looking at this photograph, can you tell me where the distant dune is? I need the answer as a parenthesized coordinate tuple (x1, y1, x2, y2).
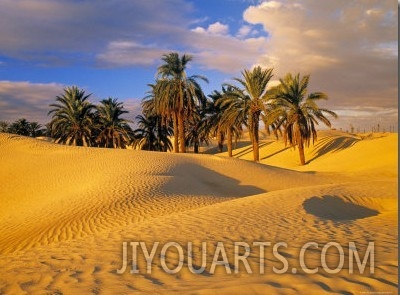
(0, 131, 397, 294)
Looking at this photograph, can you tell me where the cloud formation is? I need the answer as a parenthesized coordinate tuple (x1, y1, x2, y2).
(334, 106, 398, 132)
(0, 81, 64, 123)
(97, 42, 169, 67)
(243, 0, 397, 107)
(192, 22, 230, 35)
(0, 0, 192, 64)
(0, 81, 142, 125)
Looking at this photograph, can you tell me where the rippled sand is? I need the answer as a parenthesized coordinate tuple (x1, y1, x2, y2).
(0, 131, 397, 294)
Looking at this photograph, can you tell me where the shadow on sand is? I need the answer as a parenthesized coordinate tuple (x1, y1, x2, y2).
(260, 146, 291, 160)
(303, 195, 379, 221)
(160, 162, 266, 198)
(232, 141, 272, 158)
(307, 135, 361, 164)
(204, 141, 272, 157)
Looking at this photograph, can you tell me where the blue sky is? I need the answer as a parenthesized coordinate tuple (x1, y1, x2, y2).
(0, 0, 398, 131)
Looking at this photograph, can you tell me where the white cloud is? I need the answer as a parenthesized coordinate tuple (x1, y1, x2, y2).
(188, 21, 270, 73)
(260, 1, 283, 9)
(192, 22, 229, 36)
(186, 31, 268, 73)
(97, 41, 168, 67)
(0, 81, 65, 123)
(237, 25, 252, 38)
(207, 22, 229, 35)
(191, 27, 206, 34)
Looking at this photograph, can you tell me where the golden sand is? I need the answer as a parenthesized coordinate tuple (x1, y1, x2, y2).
(0, 131, 397, 294)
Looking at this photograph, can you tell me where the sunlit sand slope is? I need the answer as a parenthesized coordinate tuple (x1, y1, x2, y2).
(0, 132, 397, 294)
(0, 133, 322, 253)
(222, 131, 397, 176)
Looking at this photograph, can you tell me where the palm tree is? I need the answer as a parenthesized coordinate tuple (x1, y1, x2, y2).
(8, 118, 31, 136)
(225, 66, 274, 161)
(48, 86, 95, 146)
(185, 105, 211, 153)
(203, 90, 227, 153)
(134, 89, 173, 152)
(133, 114, 173, 152)
(154, 52, 208, 153)
(216, 86, 248, 157)
(205, 87, 244, 156)
(94, 98, 133, 148)
(0, 121, 9, 133)
(270, 73, 338, 165)
(28, 122, 45, 137)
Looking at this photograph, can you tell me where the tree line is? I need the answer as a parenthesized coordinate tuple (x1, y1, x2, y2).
(1, 52, 338, 165)
(0, 118, 45, 137)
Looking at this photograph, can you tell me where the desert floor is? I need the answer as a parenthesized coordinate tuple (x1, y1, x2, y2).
(0, 130, 397, 294)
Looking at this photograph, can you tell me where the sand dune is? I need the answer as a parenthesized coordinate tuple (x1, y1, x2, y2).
(222, 130, 397, 176)
(0, 131, 397, 294)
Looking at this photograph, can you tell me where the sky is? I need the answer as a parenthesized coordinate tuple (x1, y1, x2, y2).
(0, 0, 398, 131)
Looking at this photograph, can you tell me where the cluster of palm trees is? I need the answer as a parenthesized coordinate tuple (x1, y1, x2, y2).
(137, 52, 337, 165)
(48, 86, 133, 148)
(44, 51, 337, 165)
(0, 118, 45, 137)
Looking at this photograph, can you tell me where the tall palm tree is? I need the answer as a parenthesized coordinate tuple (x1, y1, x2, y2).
(48, 86, 95, 146)
(154, 52, 208, 153)
(95, 98, 133, 148)
(225, 66, 274, 161)
(270, 73, 338, 165)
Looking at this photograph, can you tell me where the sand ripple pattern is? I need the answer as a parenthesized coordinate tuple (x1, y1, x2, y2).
(0, 133, 397, 294)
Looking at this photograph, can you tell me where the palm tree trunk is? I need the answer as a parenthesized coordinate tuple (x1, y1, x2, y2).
(217, 131, 224, 153)
(252, 112, 260, 162)
(178, 110, 186, 153)
(227, 128, 233, 157)
(173, 112, 179, 153)
(298, 140, 306, 165)
(248, 110, 255, 160)
(194, 140, 199, 154)
(248, 115, 254, 143)
(294, 121, 306, 165)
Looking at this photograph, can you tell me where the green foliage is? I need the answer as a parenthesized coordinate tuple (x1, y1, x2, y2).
(48, 86, 95, 146)
(40, 54, 338, 158)
(224, 66, 274, 161)
(132, 85, 173, 152)
(133, 114, 173, 152)
(153, 52, 208, 153)
(269, 73, 338, 165)
(5, 118, 45, 137)
(94, 98, 133, 148)
(48, 86, 133, 148)
(0, 121, 9, 133)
